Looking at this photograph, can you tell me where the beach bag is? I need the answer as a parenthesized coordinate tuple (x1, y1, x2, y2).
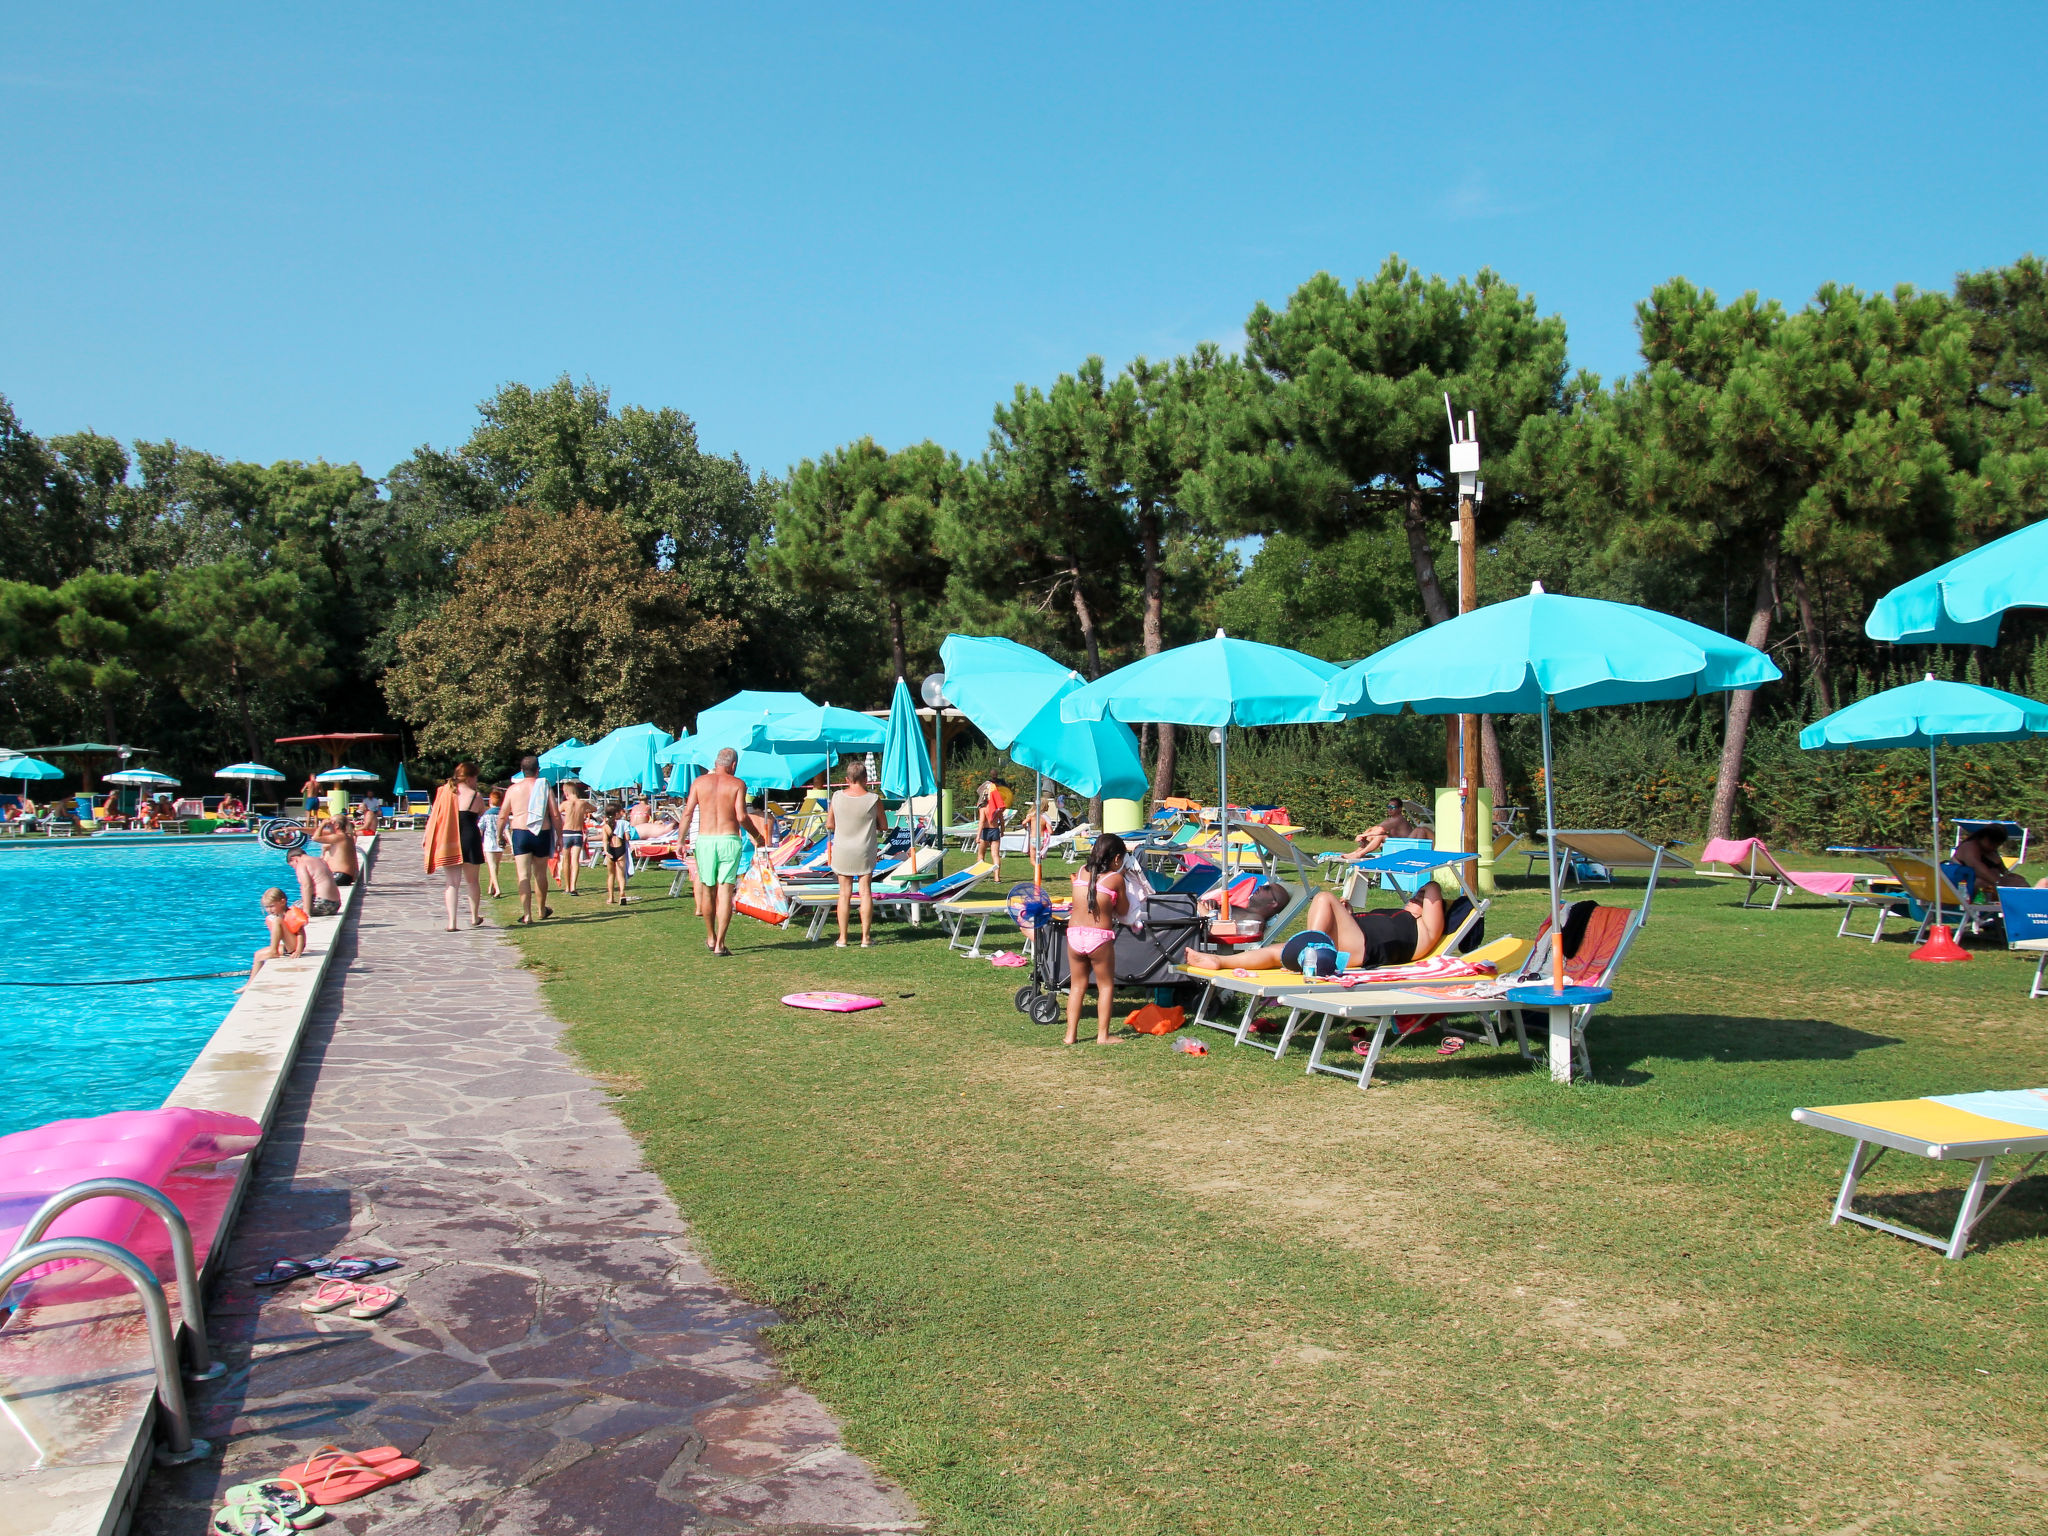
(734, 862, 794, 927)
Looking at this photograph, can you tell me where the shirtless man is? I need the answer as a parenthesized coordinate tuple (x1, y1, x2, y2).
(286, 845, 343, 917)
(559, 781, 593, 895)
(1353, 799, 1416, 856)
(1182, 882, 1446, 974)
(314, 817, 360, 885)
(1944, 824, 2048, 896)
(500, 755, 563, 924)
(682, 747, 768, 955)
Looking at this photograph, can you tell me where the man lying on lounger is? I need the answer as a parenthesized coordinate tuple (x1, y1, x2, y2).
(1182, 883, 1446, 974)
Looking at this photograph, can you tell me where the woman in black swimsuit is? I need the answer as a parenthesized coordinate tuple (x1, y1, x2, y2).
(431, 762, 487, 930)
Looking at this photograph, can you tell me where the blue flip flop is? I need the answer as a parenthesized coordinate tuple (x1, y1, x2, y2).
(323, 1256, 401, 1280)
(251, 1257, 332, 1286)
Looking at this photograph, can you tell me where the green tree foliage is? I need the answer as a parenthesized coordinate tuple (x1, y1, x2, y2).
(39, 571, 183, 740)
(162, 559, 332, 758)
(1951, 255, 2048, 539)
(1189, 256, 1569, 625)
(0, 396, 101, 586)
(381, 506, 742, 767)
(765, 438, 959, 683)
(1522, 277, 1977, 836)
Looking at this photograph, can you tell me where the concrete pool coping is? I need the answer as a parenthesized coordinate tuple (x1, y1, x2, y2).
(0, 834, 379, 1536)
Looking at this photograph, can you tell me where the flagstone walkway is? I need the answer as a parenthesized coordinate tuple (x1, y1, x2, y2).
(135, 841, 919, 1535)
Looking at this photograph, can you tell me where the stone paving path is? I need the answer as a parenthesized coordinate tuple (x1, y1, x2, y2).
(137, 844, 919, 1535)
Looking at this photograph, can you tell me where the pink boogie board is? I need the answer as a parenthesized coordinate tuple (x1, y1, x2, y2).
(781, 992, 884, 1013)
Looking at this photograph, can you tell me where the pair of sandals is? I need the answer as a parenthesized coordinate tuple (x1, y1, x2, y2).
(1350, 1022, 1466, 1057)
(299, 1279, 402, 1319)
(209, 1447, 422, 1531)
(251, 1254, 400, 1287)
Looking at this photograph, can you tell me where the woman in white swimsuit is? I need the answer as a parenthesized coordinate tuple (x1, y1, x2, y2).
(1065, 833, 1128, 1046)
(479, 787, 506, 898)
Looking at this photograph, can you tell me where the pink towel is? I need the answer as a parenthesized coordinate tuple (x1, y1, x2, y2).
(1700, 837, 1855, 894)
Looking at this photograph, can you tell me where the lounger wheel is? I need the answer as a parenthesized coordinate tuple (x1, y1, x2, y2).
(1028, 994, 1062, 1026)
(1013, 984, 1040, 1014)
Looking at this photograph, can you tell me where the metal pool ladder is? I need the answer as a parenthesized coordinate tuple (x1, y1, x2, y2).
(3, 1177, 225, 1462)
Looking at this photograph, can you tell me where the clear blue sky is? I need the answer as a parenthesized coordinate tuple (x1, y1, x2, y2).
(4, 3, 2041, 483)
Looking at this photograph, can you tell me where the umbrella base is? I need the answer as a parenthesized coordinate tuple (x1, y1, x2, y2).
(1911, 925, 1972, 963)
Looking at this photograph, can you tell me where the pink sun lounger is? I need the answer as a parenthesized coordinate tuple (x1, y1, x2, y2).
(1699, 837, 1857, 909)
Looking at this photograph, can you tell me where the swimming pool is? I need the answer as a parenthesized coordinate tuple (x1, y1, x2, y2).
(0, 840, 285, 1138)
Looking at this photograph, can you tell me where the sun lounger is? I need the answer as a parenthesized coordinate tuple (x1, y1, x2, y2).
(1878, 855, 2006, 944)
(1951, 817, 2030, 868)
(1696, 837, 1860, 909)
(1275, 899, 1644, 1088)
(1997, 887, 2048, 998)
(791, 858, 982, 940)
(1792, 1089, 2048, 1259)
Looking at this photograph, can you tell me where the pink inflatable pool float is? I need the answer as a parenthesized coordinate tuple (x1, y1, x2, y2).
(0, 1108, 263, 1259)
(781, 992, 884, 1013)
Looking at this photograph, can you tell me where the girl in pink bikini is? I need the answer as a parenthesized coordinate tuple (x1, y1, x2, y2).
(1065, 833, 1129, 1046)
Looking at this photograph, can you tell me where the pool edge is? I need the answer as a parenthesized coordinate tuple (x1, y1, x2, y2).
(0, 834, 382, 1536)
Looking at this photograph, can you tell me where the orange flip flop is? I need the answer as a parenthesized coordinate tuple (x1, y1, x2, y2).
(275, 1446, 422, 1506)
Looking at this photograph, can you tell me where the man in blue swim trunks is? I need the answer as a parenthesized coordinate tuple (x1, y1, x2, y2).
(683, 747, 765, 955)
(501, 754, 562, 925)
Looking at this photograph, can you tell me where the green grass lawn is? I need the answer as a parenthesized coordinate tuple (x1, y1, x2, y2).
(503, 849, 2048, 1534)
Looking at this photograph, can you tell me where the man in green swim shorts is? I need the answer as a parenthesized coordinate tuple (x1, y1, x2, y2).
(682, 747, 765, 955)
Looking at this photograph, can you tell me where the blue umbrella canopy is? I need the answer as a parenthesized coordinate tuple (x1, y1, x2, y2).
(699, 690, 818, 726)
(1323, 586, 1780, 995)
(1799, 677, 2048, 750)
(767, 704, 889, 752)
(940, 635, 1148, 800)
(314, 766, 378, 783)
(575, 723, 675, 792)
(1801, 677, 2048, 941)
(106, 767, 182, 786)
(537, 739, 586, 784)
(1866, 521, 2048, 646)
(1062, 630, 1348, 729)
(216, 762, 285, 781)
(880, 678, 935, 800)
(0, 755, 67, 781)
(1321, 589, 1780, 717)
(392, 761, 411, 797)
(658, 735, 829, 792)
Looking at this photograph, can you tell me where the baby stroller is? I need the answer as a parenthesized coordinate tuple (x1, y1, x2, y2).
(1010, 889, 1210, 1027)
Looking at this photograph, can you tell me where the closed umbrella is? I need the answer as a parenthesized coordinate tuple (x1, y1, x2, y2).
(880, 677, 935, 801)
(1061, 629, 1351, 870)
(1321, 584, 1780, 997)
(1801, 675, 2048, 961)
(575, 724, 675, 794)
(392, 761, 411, 797)
(1867, 521, 2048, 646)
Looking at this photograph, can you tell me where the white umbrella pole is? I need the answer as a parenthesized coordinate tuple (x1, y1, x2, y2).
(1930, 741, 1942, 932)
(1541, 696, 1564, 994)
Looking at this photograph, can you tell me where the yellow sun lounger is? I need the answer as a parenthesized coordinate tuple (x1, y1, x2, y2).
(1792, 1089, 2048, 1260)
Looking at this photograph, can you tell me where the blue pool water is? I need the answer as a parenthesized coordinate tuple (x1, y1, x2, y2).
(0, 840, 287, 1139)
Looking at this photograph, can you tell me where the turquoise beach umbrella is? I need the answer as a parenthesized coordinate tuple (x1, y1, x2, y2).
(575, 723, 674, 793)
(881, 678, 936, 801)
(658, 734, 829, 792)
(940, 636, 1148, 800)
(767, 703, 889, 752)
(0, 755, 66, 781)
(392, 761, 411, 797)
(699, 690, 817, 725)
(1866, 520, 2048, 646)
(1801, 676, 2048, 955)
(1059, 630, 1347, 863)
(1062, 630, 1349, 730)
(1324, 585, 1780, 994)
(537, 738, 585, 784)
